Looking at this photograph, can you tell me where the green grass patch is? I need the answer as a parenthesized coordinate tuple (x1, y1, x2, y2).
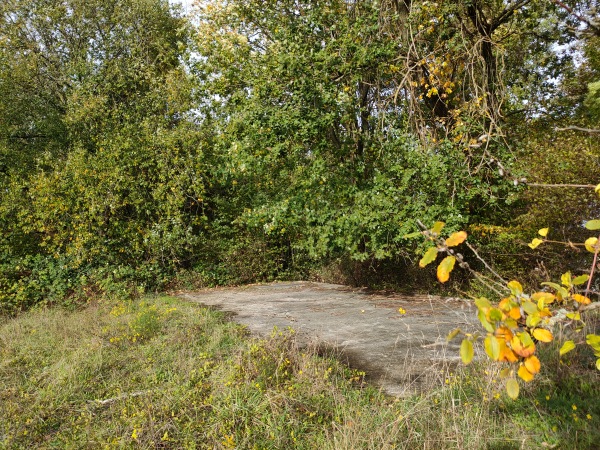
(1, 296, 598, 449)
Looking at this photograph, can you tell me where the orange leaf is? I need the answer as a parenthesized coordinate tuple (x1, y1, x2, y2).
(524, 355, 541, 374)
(511, 335, 536, 358)
(532, 328, 553, 343)
(498, 340, 518, 362)
(445, 231, 467, 247)
(498, 297, 512, 312)
(572, 294, 591, 305)
(509, 306, 522, 320)
(495, 326, 514, 342)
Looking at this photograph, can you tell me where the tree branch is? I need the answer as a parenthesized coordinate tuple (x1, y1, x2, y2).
(549, 0, 600, 36)
(554, 126, 600, 133)
(527, 183, 597, 188)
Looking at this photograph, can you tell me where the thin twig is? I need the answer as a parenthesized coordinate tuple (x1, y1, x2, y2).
(416, 220, 508, 296)
(465, 241, 507, 285)
(88, 390, 152, 407)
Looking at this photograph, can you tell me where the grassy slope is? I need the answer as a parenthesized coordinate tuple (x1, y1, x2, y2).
(0, 296, 598, 449)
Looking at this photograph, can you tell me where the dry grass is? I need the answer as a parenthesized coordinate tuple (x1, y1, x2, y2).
(1, 296, 598, 449)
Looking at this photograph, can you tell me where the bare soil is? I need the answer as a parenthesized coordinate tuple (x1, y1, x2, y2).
(179, 281, 478, 396)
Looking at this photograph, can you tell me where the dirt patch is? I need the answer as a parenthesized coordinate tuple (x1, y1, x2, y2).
(179, 281, 478, 396)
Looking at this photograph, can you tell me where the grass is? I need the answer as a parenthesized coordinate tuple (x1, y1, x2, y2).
(0, 296, 599, 449)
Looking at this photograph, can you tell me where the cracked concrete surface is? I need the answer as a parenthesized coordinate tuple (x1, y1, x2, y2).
(179, 281, 478, 396)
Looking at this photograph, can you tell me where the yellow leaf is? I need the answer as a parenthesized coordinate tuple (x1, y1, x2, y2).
(561, 272, 572, 288)
(419, 247, 438, 268)
(507, 280, 523, 296)
(531, 292, 556, 304)
(506, 379, 520, 399)
(447, 328, 461, 341)
(595, 183, 600, 194)
(559, 340, 576, 356)
(524, 355, 541, 374)
(460, 338, 474, 364)
(528, 238, 544, 249)
(585, 237, 599, 253)
(538, 228, 549, 237)
(484, 334, 501, 360)
(431, 221, 445, 234)
(596, 359, 600, 371)
(587, 334, 600, 351)
(532, 328, 553, 343)
(445, 231, 467, 247)
(572, 294, 591, 305)
(437, 255, 456, 283)
(518, 364, 534, 382)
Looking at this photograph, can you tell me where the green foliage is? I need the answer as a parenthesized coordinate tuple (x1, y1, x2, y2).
(1, 0, 599, 312)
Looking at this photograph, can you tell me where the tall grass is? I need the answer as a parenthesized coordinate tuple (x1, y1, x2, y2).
(1, 297, 598, 449)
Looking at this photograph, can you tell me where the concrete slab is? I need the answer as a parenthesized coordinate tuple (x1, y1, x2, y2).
(179, 281, 478, 396)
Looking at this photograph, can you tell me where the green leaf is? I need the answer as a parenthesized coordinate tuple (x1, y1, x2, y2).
(522, 301, 538, 315)
(585, 219, 600, 230)
(506, 379, 520, 399)
(489, 308, 503, 322)
(475, 297, 491, 310)
(419, 247, 438, 268)
(403, 231, 422, 239)
(573, 274, 590, 285)
(518, 331, 534, 347)
(478, 310, 495, 333)
(559, 340, 576, 356)
(431, 221, 445, 234)
(460, 338, 474, 364)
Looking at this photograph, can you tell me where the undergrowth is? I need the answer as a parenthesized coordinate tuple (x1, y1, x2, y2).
(0, 296, 598, 449)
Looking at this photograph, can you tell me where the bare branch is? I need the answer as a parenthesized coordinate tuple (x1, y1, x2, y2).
(550, 0, 600, 36)
(88, 390, 152, 407)
(527, 183, 597, 188)
(554, 126, 600, 133)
